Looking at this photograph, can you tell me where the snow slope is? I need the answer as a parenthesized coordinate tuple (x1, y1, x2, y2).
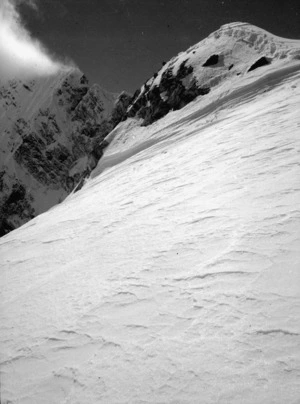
(1, 24, 300, 403)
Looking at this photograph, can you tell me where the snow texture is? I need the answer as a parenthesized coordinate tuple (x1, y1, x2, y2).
(0, 23, 300, 404)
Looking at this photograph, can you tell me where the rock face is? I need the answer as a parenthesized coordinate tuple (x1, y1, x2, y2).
(0, 69, 118, 236)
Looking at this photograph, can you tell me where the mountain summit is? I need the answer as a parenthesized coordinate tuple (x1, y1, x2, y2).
(93, 22, 300, 176)
(119, 22, 300, 126)
(0, 23, 300, 404)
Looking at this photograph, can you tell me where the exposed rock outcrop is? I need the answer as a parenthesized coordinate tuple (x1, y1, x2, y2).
(248, 56, 272, 72)
(0, 69, 118, 235)
(125, 60, 210, 126)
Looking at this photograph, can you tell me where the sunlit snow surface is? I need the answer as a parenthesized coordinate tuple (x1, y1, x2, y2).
(1, 64, 300, 402)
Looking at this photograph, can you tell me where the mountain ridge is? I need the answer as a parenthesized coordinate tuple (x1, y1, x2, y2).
(90, 22, 300, 177)
(1, 22, 300, 236)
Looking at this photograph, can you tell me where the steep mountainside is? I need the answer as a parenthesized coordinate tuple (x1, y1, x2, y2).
(0, 69, 119, 235)
(2, 23, 300, 236)
(0, 23, 300, 404)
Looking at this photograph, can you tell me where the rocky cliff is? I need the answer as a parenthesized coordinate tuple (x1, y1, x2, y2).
(0, 68, 120, 235)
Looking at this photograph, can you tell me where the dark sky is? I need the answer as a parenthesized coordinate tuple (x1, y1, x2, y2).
(20, 0, 300, 93)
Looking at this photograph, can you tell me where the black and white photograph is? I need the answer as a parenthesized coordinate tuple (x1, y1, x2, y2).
(0, 0, 300, 403)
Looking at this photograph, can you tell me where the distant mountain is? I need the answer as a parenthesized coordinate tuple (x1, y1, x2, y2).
(0, 69, 129, 235)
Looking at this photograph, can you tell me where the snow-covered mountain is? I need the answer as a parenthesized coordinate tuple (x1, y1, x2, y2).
(122, 22, 300, 126)
(0, 23, 300, 404)
(0, 68, 119, 235)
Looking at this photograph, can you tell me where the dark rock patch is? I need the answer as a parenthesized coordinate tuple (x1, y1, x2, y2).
(6, 184, 26, 205)
(248, 57, 271, 72)
(80, 75, 89, 85)
(177, 60, 194, 79)
(0, 183, 35, 236)
(125, 60, 210, 126)
(0, 219, 15, 237)
(60, 76, 89, 113)
(23, 84, 32, 92)
(203, 54, 219, 67)
(15, 135, 72, 188)
(110, 92, 133, 128)
(92, 139, 109, 161)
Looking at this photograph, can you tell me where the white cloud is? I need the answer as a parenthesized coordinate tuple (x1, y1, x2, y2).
(0, 0, 71, 81)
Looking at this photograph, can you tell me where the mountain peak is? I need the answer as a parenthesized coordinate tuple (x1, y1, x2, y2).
(119, 22, 300, 127)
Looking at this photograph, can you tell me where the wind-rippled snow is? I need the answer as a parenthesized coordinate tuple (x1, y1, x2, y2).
(0, 67, 300, 403)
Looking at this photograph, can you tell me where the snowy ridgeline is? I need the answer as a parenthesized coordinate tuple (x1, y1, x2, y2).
(1, 24, 300, 403)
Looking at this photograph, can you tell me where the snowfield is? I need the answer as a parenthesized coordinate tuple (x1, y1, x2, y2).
(1, 27, 300, 404)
